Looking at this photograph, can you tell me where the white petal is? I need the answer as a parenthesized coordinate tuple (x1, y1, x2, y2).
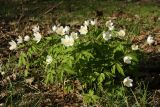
(32, 25, 40, 33)
(71, 32, 78, 40)
(84, 20, 90, 26)
(52, 25, 57, 32)
(9, 40, 17, 50)
(147, 35, 154, 45)
(123, 56, 132, 64)
(123, 77, 133, 87)
(103, 32, 112, 41)
(33, 32, 42, 43)
(106, 20, 114, 31)
(61, 35, 74, 47)
(64, 26, 70, 33)
(46, 55, 53, 64)
(90, 19, 97, 25)
(117, 30, 125, 37)
(131, 44, 139, 50)
(56, 26, 65, 35)
(24, 35, 30, 41)
(79, 25, 88, 35)
(17, 36, 23, 44)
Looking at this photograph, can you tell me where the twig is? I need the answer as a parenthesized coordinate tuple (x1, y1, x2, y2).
(17, 1, 25, 24)
(130, 88, 140, 107)
(40, 1, 63, 16)
(125, 97, 129, 107)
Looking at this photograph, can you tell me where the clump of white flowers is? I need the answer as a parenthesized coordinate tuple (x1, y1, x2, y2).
(117, 29, 125, 37)
(131, 44, 139, 50)
(147, 35, 154, 45)
(24, 35, 30, 42)
(8, 25, 42, 50)
(33, 32, 42, 43)
(123, 56, 132, 64)
(16, 36, 23, 44)
(9, 40, 17, 50)
(123, 77, 133, 87)
(103, 31, 112, 41)
(106, 20, 114, 31)
(79, 25, 88, 35)
(61, 35, 74, 47)
(46, 55, 53, 65)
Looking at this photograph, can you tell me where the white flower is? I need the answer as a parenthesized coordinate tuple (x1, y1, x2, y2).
(32, 25, 39, 33)
(52, 25, 57, 32)
(61, 35, 74, 47)
(106, 20, 113, 26)
(1, 71, 5, 75)
(56, 26, 65, 35)
(46, 55, 53, 65)
(33, 32, 42, 43)
(131, 44, 139, 50)
(117, 30, 125, 37)
(123, 77, 133, 87)
(109, 26, 114, 31)
(24, 35, 30, 41)
(84, 20, 90, 26)
(103, 32, 112, 41)
(63, 26, 70, 34)
(106, 20, 114, 30)
(71, 32, 78, 40)
(79, 25, 88, 35)
(123, 56, 132, 64)
(147, 35, 154, 45)
(16, 36, 23, 44)
(90, 19, 97, 25)
(9, 40, 17, 50)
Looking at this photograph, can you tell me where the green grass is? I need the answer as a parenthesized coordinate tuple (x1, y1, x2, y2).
(1, 0, 160, 22)
(1, 0, 159, 35)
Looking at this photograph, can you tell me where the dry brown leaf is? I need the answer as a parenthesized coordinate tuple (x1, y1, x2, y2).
(25, 77, 34, 85)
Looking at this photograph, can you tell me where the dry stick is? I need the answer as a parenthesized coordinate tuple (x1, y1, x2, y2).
(40, 1, 63, 16)
(130, 88, 140, 106)
(152, 90, 158, 106)
(125, 97, 129, 107)
(17, 1, 25, 24)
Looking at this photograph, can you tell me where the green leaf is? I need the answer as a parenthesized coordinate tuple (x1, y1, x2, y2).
(104, 71, 114, 78)
(116, 63, 125, 76)
(24, 69, 28, 77)
(63, 64, 74, 74)
(18, 52, 26, 67)
(98, 73, 105, 83)
(83, 90, 99, 105)
(128, 53, 139, 62)
(45, 73, 50, 84)
(111, 65, 116, 74)
(106, 80, 112, 85)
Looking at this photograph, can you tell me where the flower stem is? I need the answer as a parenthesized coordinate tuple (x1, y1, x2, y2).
(130, 88, 140, 106)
